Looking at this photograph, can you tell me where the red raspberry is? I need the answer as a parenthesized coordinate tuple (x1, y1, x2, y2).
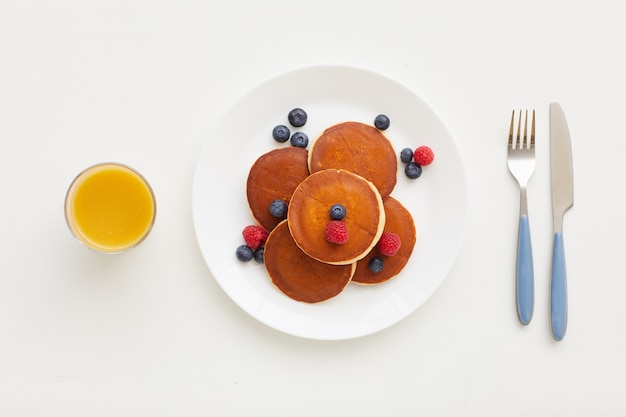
(413, 146, 434, 166)
(242, 225, 268, 250)
(377, 232, 401, 256)
(325, 220, 349, 244)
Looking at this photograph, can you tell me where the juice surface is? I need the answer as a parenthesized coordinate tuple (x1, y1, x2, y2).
(66, 164, 155, 253)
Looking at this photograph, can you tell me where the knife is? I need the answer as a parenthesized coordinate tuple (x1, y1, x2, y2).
(549, 102, 574, 341)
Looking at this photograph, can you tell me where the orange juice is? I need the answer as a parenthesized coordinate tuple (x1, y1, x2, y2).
(65, 163, 156, 253)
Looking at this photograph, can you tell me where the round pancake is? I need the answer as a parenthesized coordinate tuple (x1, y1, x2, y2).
(288, 169, 385, 265)
(246, 147, 310, 231)
(352, 196, 416, 285)
(308, 121, 397, 199)
(264, 220, 355, 303)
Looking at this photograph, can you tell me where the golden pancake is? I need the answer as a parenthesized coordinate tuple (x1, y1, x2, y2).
(352, 196, 416, 284)
(308, 121, 397, 199)
(288, 169, 385, 265)
(264, 220, 355, 303)
(246, 147, 310, 231)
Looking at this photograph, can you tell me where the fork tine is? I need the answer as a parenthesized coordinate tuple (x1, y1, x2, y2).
(530, 110, 535, 147)
(523, 110, 528, 148)
(516, 110, 522, 148)
(509, 110, 515, 147)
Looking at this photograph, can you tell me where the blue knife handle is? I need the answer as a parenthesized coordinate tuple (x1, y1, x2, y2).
(516, 214, 534, 325)
(551, 232, 568, 341)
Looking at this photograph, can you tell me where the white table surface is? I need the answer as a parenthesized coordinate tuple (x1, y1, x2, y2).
(1, 0, 625, 415)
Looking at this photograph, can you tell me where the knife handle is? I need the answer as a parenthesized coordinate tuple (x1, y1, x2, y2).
(550, 231, 568, 341)
(516, 214, 534, 325)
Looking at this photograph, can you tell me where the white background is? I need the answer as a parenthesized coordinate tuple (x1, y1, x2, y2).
(1, 0, 625, 415)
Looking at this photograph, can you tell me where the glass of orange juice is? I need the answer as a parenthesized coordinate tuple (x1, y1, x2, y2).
(65, 163, 156, 254)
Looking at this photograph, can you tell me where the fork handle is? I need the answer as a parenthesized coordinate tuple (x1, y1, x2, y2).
(516, 214, 534, 325)
(550, 232, 568, 341)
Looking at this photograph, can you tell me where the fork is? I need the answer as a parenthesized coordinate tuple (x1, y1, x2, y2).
(507, 110, 536, 325)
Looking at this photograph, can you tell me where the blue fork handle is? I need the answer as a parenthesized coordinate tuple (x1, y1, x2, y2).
(516, 214, 534, 325)
(551, 232, 568, 341)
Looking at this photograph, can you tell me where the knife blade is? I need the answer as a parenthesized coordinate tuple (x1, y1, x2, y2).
(549, 102, 574, 341)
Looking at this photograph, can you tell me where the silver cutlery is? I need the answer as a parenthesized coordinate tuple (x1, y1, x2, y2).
(549, 102, 574, 341)
(507, 110, 536, 325)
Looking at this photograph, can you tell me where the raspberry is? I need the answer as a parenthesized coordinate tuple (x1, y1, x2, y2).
(377, 232, 401, 256)
(242, 225, 268, 250)
(413, 146, 434, 166)
(325, 220, 349, 244)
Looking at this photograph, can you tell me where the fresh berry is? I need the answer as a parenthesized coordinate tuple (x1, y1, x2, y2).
(400, 147, 414, 163)
(377, 232, 401, 256)
(290, 132, 309, 148)
(242, 225, 268, 250)
(325, 220, 349, 244)
(272, 125, 291, 143)
(404, 162, 422, 179)
(374, 114, 390, 130)
(368, 257, 384, 273)
(269, 199, 287, 218)
(288, 108, 307, 127)
(236, 245, 254, 262)
(329, 204, 346, 220)
(253, 246, 265, 263)
(414, 146, 434, 166)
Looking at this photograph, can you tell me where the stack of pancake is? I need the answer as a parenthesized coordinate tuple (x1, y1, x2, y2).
(246, 122, 416, 303)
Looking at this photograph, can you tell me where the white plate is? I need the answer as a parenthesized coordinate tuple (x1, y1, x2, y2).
(192, 65, 467, 340)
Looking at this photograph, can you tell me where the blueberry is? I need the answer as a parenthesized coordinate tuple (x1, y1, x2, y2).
(288, 108, 307, 127)
(400, 147, 414, 163)
(374, 114, 390, 130)
(329, 204, 346, 220)
(272, 125, 291, 143)
(253, 246, 264, 263)
(369, 257, 384, 273)
(290, 132, 309, 148)
(236, 245, 254, 262)
(269, 199, 287, 218)
(404, 162, 423, 179)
